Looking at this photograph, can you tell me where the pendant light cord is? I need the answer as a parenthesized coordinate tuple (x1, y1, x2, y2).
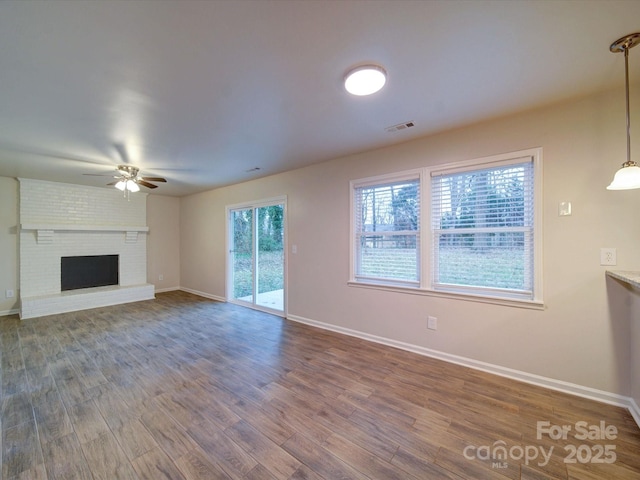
(606, 32, 640, 189)
(624, 46, 631, 166)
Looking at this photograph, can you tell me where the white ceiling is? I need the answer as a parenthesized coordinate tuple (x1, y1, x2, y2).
(1, 0, 639, 197)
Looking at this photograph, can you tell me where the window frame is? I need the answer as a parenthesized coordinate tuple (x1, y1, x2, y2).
(349, 148, 543, 309)
(350, 169, 424, 288)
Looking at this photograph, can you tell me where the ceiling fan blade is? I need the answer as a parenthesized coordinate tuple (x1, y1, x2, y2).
(138, 180, 158, 189)
(83, 173, 115, 176)
(141, 176, 167, 182)
(106, 181, 119, 186)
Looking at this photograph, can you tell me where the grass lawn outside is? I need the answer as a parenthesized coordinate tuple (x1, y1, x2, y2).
(359, 246, 527, 289)
(233, 250, 284, 298)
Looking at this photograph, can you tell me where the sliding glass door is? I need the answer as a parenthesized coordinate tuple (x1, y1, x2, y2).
(230, 208, 254, 304)
(229, 199, 285, 314)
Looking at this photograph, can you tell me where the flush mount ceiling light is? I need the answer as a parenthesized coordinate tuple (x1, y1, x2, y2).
(607, 32, 640, 190)
(344, 64, 387, 96)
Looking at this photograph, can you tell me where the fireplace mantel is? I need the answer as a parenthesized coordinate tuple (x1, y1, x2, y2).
(21, 223, 149, 232)
(21, 224, 149, 245)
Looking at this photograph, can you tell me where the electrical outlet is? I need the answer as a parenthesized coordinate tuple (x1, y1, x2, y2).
(427, 316, 437, 330)
(159, 274, 164, 281)
(6, 289, 14, 298)
(600, 248, 617, 266)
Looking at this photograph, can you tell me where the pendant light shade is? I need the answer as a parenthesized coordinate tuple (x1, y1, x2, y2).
(607, 33, 640, 190)
(607, 161, 640, 190)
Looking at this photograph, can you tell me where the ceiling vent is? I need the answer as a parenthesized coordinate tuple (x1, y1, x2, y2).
(385, 121, 415, 133)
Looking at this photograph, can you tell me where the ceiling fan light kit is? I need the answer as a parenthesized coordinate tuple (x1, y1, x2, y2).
(115, 179, 140, 193)
(127, 180, 140, 192)
(105, 163, 167, 197)
(607, 32, 640, 190)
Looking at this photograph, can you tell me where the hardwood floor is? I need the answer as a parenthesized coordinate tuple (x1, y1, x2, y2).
(1, 291, 639, 480)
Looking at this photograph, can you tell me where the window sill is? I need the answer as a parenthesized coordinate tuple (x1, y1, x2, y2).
(347, 281, 545, 310)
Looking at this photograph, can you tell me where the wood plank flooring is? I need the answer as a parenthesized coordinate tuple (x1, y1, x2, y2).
(1, 291, 639, 479)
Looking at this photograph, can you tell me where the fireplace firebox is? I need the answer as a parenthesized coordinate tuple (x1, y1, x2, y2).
(61, 255, 119, 291)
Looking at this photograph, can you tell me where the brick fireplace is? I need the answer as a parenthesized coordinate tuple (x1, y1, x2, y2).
(18, 178, 154, 319)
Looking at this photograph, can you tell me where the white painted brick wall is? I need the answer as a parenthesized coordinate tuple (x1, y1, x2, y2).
(18, 179, 152, 317)
(20, 178, 146, 226)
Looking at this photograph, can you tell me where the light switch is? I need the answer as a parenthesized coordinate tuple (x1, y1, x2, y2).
(559, 201, 572, 216)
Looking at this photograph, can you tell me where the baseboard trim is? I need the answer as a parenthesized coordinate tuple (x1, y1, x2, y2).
(287, 313, 640, 428)
(155, 287, 181, 294)
(179, 287, 226, 303)
(0, 308, 19, 317)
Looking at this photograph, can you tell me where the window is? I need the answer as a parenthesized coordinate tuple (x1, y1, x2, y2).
(352, 172, 421, 287)
(350, 149, 542, 305)
(430, 151, 540, 301)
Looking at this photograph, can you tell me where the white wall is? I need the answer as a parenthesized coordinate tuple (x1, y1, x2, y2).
(147, 194, 181, 291)
(180, 87, 640, 397)
(0, 177, 18, 315)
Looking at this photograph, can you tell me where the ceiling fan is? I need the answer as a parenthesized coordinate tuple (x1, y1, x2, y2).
(83, 144, 167, 193)
(107, 165, 167, 191)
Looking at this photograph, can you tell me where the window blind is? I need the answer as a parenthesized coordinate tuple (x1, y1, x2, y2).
(354, 177, 420, 286)
(431, 159, 534, 298)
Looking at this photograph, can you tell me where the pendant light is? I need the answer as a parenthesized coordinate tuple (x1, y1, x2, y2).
(607, 33, 640, 190)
